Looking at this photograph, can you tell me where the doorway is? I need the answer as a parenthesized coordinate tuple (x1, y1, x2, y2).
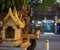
(5, 26, 15, 38)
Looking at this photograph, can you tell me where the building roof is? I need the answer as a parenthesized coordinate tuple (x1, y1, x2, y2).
(3, 7, 25, 28)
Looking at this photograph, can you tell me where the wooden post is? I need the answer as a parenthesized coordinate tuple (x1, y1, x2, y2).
(45, 39, 49, 50)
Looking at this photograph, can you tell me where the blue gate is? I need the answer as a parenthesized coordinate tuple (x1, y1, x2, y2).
(42, 20, 54, 34)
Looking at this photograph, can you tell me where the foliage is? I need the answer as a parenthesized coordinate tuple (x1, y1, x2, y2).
(20, 0, 23, 5)
(26, 0, 30, 6)
(2, 2, 5, 10)
(2, 0, 30, 11)
(20, 0, 30, 6)
(39, 0, 56, 12)
(39, 4, 45, 12)
(2, 0, 16, 10)
(43, 0, 56, 6)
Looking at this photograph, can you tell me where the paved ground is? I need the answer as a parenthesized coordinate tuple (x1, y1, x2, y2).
(35, 41, 60, 50)
(0, 47, 23, 50)
(35, 34, 60, 50)
(0, 34, 60, 50)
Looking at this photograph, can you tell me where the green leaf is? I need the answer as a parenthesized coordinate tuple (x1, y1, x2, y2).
(2, 3, 5, 10)
(26, 0, 30, 6)
(11, 0, 15, 6)
(39, 0, 56, 12)
(7, 1, 11, 8)
(7, 2, 9, 8)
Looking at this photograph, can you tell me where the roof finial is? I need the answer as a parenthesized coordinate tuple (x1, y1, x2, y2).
(22, 0, 27, 11)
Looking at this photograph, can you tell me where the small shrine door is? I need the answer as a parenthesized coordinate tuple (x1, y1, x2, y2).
(5, 26, 15, 38)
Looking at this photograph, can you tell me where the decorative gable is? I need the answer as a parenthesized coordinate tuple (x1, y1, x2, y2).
(3, 7, 25, 28)
(6, 18, 16, 26)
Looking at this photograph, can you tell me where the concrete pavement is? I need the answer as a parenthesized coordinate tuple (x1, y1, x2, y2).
(35, 35, 60, 50)
(35, 42, 60, 50)
(0, 47, 23, 50)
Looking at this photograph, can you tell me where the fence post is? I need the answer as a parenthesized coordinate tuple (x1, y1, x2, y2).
(45, 39, 49, 50)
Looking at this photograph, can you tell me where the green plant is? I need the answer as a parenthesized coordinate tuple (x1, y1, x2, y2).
(2, 2, 5, 10)
(26, 0, 30, 6)
(2, 0, 30, 11)
(2, 0, 15, 10)
(39, 0, 56, 12)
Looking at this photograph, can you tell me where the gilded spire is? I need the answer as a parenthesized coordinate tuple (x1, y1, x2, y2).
(24, 0, 26, 6)
(22, 0, 27, 11)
